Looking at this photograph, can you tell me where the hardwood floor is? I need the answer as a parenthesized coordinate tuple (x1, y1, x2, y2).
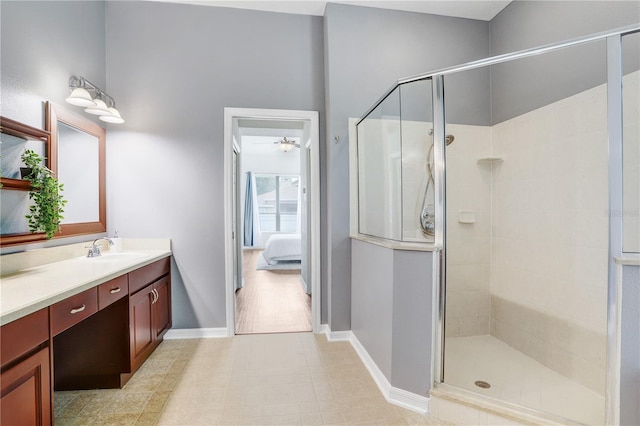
(235, 249, 311, 335)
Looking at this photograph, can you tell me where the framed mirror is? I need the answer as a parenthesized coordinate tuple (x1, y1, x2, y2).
(47, 102, 106, 237)
(0, 116, 52, 245)
(0, 104, 106, 247)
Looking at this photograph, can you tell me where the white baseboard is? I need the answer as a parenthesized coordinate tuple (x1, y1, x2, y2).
(301, 276, 308, 294)
(319, 323, 331, 336)
(322, 327, 430, 415)
(349, 331, 392, 396)
(327, 330, 352, 341)
(320, 324, 351, 341)
(388, 386, 430, 414)
(164, 327, 228, 339)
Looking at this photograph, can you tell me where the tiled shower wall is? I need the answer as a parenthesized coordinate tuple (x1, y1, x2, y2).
(490, 79, 613, 394)
(445, 71, 639, 393)
(445, 124, 493, 337)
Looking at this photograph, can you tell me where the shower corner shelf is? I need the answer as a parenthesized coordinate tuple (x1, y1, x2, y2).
(477, 155, 504, 163)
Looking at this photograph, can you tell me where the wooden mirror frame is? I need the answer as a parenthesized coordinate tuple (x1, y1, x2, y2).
(47, 102, 106, 237)
(0, 116, 52, 245)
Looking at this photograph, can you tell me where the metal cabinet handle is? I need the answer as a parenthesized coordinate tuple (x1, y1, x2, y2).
(70, 305, 86, 314)
(109, 287, 121, 294)
(151, 288, 158, 304)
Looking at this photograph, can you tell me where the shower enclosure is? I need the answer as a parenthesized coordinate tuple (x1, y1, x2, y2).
(355, 25, 639, 424)
(356, 79, 436, 242)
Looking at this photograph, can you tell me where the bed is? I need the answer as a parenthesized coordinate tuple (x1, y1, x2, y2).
(262, 233, 302, 265)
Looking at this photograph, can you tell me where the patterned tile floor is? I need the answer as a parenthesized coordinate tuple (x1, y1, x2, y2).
(55, 333, 451, 425)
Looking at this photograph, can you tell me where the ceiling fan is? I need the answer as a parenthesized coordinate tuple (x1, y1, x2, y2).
(273, 137, 300, 152)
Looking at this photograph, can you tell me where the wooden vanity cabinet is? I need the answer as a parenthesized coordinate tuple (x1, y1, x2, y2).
(53, 259, 171, 389)
(129, 258, 172, 371)
(0, 308, 51, 426)
(2, 256, 171, 422)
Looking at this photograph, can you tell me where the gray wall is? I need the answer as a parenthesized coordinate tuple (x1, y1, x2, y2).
(0, 1, 106, 129)
(621, 265, 640, 426)
(391, 249, 433, 395)
(351, 239, 433, 394)
(324, 3, 491, 331)
(489, 0, 640, 124)
(105, 1, 325, 328)
(351, 239, 394, 378)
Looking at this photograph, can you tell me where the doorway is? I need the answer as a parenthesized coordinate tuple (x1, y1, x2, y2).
(223, 108, 320, 336)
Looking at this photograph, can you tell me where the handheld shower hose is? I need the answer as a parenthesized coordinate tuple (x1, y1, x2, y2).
(419, 130, 454, 237)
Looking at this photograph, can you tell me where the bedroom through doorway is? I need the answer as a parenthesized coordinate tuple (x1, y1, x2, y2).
(228, 112, 316, 335)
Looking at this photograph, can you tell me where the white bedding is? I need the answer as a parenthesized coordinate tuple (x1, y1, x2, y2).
(262, 234, 301, 265)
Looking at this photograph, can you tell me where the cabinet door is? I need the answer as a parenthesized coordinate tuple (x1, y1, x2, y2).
(0, 346, 51, 426)
(129, 286, 154, 370)
(153, 276, 171, 340)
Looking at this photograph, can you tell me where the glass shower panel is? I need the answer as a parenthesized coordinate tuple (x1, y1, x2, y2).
(398, 79, 434, 242)
(357, 87, 402, 240)
(443, 39, 609, 425)
(622, 31, 640, 253)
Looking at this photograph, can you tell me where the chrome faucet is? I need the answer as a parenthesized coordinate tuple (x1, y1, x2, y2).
(87, 237, 114, 257)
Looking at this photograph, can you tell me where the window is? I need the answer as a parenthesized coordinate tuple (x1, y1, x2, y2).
(255, 174, 300, 232)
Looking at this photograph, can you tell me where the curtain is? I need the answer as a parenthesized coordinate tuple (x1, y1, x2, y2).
(243, 172, 262, 247)
(296, 177, 302, 233)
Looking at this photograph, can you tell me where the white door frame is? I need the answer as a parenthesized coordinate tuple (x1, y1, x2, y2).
(223, 107, 321, 336)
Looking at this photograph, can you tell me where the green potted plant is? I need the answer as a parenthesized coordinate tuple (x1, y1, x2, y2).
(20, 149, 67, 239)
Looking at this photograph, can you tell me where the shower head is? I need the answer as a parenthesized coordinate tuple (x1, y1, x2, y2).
(445, 134, 455, 145)
(428, 129, 455, 146)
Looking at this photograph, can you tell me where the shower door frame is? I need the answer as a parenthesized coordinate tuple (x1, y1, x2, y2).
(410, 24, 640, 425)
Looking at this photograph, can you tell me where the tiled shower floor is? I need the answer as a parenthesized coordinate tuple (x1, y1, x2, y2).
(444, 335, 605, 425)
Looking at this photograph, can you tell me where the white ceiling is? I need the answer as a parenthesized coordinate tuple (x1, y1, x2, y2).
(148, 0, 512, 21)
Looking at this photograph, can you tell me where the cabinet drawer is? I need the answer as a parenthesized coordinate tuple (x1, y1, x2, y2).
(98, 275, 129, 310)
(1, 308, 49, 367)
(50, 288, 98, 336)
(129, 257, 170, 295)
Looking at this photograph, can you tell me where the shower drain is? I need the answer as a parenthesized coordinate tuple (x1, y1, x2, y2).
(474, 380, 491, 389)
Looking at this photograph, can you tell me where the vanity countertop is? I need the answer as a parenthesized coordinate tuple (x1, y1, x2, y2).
(1, 240, 171, 326)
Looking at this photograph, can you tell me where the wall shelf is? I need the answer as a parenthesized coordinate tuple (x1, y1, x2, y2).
(477, 156, 504, 163)
(0, 177, 32, 190)
(458, 210, 476, 224)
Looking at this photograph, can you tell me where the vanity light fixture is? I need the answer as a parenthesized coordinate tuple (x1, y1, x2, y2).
(100, 107, 124, 124)
(84, 96, 111, 116)
(65, 76, 125, 124)
(65, 86, 96, 107)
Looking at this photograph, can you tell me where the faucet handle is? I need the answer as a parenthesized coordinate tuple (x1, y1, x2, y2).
(85, 246, 99, 257)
